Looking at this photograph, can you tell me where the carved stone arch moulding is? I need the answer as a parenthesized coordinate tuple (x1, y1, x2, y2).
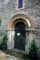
(7, 14, 32, 30)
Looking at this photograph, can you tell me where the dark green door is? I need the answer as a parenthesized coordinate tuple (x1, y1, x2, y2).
(14, 22, 26, 50)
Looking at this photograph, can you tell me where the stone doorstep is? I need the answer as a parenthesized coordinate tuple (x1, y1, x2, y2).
(1, 49, 31, 60)
(3, 50, 30, 60)
(5, 49, 30, 58)
(0, 50, 24, 60)
(4, 49, 25, 58)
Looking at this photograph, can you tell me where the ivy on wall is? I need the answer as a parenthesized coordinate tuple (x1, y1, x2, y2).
(0, 20, 1, 26)
(0, 17, 2, 26)
(29, 39, 38, 60)
(0, 34, 8, 50)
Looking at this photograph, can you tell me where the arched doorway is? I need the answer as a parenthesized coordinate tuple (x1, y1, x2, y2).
(14, 18, 28, 50)
(7, 14, 32, 51)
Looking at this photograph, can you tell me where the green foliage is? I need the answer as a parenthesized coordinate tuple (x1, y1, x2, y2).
(0, 34, 8, 50)
(0, 19, 1, 26)
(29, 39, 38, 60)
(3, 35, 8, 44)
(30, 39, 37, 51)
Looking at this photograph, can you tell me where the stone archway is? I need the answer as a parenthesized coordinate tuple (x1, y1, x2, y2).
(7, 14, 32, 30)
(7, 14, 32, 51)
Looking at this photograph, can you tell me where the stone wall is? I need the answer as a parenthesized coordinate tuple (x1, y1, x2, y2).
(0, 0, 40, 57)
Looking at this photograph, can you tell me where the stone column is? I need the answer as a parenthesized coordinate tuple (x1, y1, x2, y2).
(25, 32, 33, 54)
(11, 31, 15, 49)
(7, 30, 15, 49)
(25, 32, 29, 54)
(7, 31, 12, 49)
